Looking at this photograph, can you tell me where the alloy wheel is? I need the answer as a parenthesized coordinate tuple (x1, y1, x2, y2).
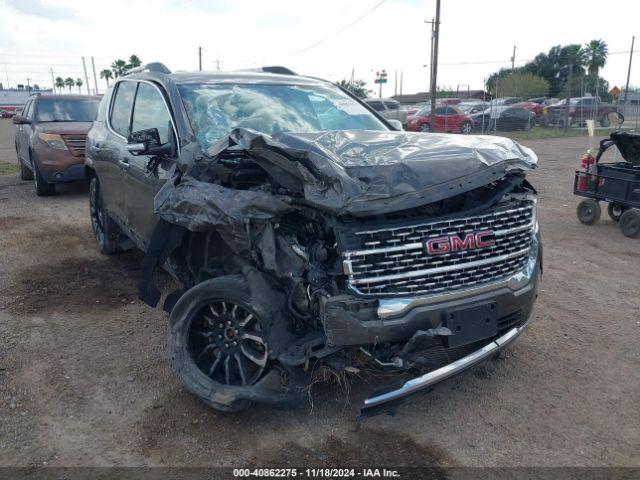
(188, 300, 268, 386)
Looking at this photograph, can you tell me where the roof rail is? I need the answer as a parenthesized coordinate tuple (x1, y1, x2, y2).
(123, 62, 171, 76)
(238, 66, 297, 76)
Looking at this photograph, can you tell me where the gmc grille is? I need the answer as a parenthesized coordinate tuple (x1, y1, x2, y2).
(341, 201, 535, 297)
(62, 134, 87, 157)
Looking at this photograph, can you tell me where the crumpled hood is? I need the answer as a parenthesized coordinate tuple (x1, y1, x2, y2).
(214, 129, 537, 216)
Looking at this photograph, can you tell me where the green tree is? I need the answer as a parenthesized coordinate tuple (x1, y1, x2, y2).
(489, 73, 549, 98)
(127, 54, 142, 69)
(75, 78, 83, 93)
(336, 79, 370, 98)
(55, 76, 65, 92)
(111, 59, 127, 78)
(100, 69, 113, 86)
(64, 77, 75, 92)
(584, 39, 608, 95)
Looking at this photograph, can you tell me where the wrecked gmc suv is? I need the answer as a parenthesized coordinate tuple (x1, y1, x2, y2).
(85, 63, 541, 415)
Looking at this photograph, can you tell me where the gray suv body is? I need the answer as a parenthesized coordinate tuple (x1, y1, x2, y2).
(85, 63, 541, 415)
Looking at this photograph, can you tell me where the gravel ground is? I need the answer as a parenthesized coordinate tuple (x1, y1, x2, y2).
(0, 117, 638, 468)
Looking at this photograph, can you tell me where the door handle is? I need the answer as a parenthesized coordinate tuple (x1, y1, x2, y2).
(118, 159, 130, 170)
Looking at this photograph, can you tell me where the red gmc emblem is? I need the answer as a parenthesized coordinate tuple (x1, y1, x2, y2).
(425, 231, 495, 255)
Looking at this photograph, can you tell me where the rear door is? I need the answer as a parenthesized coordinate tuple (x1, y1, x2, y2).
(124, 81, 177, 246)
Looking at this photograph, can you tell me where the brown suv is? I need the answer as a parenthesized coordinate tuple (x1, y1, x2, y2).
(14, 94, 100, 196)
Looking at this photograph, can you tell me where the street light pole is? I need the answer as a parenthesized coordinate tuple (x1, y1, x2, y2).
(429, 0, 441, 127)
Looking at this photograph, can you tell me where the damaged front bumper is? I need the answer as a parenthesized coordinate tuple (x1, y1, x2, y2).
(359, 320, 529, 417)
(322, 230, 542, 415)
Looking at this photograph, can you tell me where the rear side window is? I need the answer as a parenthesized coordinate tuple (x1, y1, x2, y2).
(131, 83, 172, 144)
(384, 101, 399, 110)
(110, 81, 137, 137)
(368, 101, 385, 112)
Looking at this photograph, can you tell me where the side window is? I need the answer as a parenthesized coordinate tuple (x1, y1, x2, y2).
(434, 107, 448, 115)
(383, 101, 398, 111)
(110, 81, 137, 137)
(23, 100, 34, 120)
(131, 83, 172, 144)
(368, 101, 385, 112)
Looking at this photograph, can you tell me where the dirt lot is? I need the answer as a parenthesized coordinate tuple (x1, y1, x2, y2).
(0, 117, 638, 468)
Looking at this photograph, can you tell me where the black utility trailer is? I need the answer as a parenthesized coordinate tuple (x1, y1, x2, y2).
(574, 131, 640, 238)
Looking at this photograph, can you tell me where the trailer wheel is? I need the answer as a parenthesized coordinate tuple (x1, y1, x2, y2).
(607, 203, 627, 222)
(619, 209, 640, 238)
(577, 199, 601, 225)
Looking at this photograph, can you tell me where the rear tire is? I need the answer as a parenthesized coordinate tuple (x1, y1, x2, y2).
(599, 114, 610, 128)
(89, 177, 122, 255)
(19, 159, 33, 181)
(419, 123, 431, 133)
(619, 209, 640, 238)
(607, 203, 627, 222)
(170, 276, 274, 412)
(32, 157, 55, 196)
(577, 199, 601, 225)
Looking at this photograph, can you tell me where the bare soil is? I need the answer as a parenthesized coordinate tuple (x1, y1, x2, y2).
(0, 117, 638, 468)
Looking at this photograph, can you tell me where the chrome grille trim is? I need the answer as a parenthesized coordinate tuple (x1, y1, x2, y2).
(341, 201, 536, 297)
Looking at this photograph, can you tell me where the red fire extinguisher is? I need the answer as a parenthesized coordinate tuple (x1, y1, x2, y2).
(576, 150, 596, 191)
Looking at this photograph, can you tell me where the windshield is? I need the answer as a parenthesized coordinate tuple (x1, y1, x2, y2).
(35, 98, 99, 122)
(178, 83, 388, 151)
(415, 106, 431, 116)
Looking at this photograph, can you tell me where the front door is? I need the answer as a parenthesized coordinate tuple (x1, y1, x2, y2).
(16, 99, 34, 163)
(123, 82, 177, 247)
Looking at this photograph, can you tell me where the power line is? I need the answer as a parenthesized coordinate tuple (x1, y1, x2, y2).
(290, 0, 387, 56)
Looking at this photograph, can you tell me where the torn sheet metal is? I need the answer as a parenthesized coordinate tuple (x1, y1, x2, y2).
(155, 175, 294, 252)
(153, 127, 537, 250)
(207, 128, 538, 216)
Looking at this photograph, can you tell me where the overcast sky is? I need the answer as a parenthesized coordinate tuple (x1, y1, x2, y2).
(1, 0, 638, 96)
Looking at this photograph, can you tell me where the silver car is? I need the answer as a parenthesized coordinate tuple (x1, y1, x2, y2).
(365, 98, 408, 127)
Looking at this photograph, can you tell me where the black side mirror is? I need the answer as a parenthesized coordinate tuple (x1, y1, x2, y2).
(13, 115, 30, 125)
(126, 128, 172, 156)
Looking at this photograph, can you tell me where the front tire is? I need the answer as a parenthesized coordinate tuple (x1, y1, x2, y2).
(577, 199, 601, 225)
(599, 114, 610, 128)
(170, 276, 273, 412)
(419, 123, 431, 133)
(89, 177, 122, 255)
(32, 157, 55, 196)
(460, 121, 472, 134)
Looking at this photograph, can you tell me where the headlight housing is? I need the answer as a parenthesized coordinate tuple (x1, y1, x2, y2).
(38, 133, 68, 150)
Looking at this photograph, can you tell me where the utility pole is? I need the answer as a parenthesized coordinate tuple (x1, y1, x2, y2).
(82, 57, 90, 94)
(564, 62, 573, 132)
(511, 45, 516, 70)
(198, 47, 202, 71)
(216, 58, 221, 71)
(429, 0, 441, 126)
(4, 64, 9, 89)
(394, 70, 397, 97)
(91, 57, 98, 94)
(26, 78, 31, 93)
(400, 70, 403, 96)
(50, 68, 55, 93)
(623, 36, 635, 108)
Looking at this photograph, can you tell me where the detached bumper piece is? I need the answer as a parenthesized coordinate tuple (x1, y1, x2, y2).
(359, 323, 527, 418)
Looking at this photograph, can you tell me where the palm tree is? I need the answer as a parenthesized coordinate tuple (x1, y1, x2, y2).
(64, 77, 75, 93)
(111, 59, 127, 78)
(75, 78, 83, 94)
(100, 69, 113, 86)
(55, 76, 65, 93)
(585, 39, 608, 77)
(127, 54, 142, 69)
